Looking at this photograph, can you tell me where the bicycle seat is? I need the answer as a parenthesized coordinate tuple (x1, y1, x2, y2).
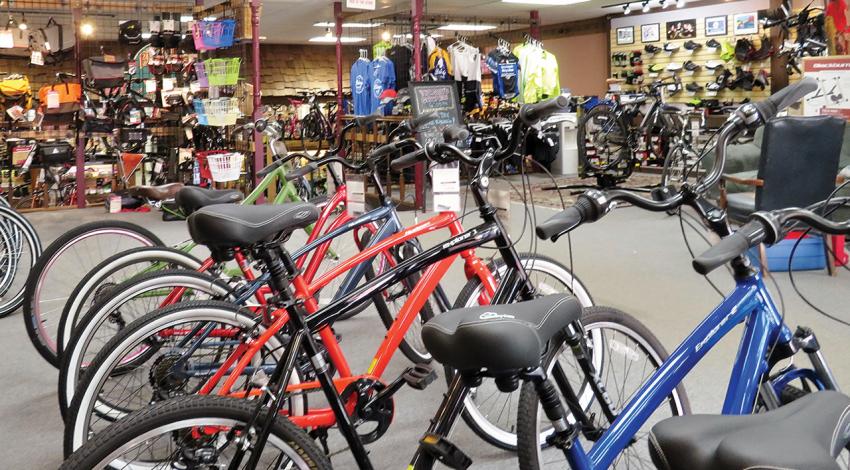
(649, 391, 850, 470)
(422, 294, 582, 372)
(661, 104, 682, 113)
(175, 186, 244, 215)
(188, 202, 319, 249)
(127, 183, 185, 201)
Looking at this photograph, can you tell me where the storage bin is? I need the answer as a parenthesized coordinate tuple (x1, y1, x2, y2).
(748, 231, 827, 271)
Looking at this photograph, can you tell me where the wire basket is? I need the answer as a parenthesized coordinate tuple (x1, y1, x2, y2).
(194, 61, 209, 88)
(206, 152, 244, 182)
(194, 98, 240, 126)
(204, 58, 241, 86)
(191, 19, 236, 50)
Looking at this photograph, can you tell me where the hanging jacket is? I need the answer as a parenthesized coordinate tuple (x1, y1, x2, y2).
(370, 57, 396, 114)
(428, 47, 452, 80)
(351, 58, 372, 115)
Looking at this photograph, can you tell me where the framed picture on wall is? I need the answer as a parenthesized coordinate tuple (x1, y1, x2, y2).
(733, 12, 759, 35)
(705, 15, 727, 36)
(641, 23, 660, 43)
(616, 26, 634, 45)
(666, 19, 696, 39)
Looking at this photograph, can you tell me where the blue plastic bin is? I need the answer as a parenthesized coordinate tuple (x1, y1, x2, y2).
(747, 233, 826, 271)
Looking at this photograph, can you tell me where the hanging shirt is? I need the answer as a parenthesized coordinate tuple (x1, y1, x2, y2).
(370, 57, 396, 114)
(350, 58, 372, 115)
(386, 44, 413, 90)
(487, 49, 520, 99)
(373, 40, 391, 59)
(449, 43, 483, 112)
(428, 47, 452, 80)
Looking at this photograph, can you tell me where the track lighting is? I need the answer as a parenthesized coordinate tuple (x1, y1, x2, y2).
(661, 0, 669, 8)
(642, 1, 650, 12)
(676, 0, 686, 7)
(18, 14, 26, 31)
(80, 21, 94, 37)
(381, 30, 391, 41)
(623, 3, 631, 14)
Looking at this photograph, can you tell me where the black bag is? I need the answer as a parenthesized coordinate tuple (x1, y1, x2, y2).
(37, 140, 73, 166)
(83, 57, 126, 89)
(83, 116, 114, 133)
(119, 20, 143, 45)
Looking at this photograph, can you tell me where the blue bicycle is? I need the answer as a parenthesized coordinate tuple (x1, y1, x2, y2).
(410, 78, 847, 470)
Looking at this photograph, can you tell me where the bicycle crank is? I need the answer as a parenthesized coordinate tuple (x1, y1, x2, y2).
(340, 378, 394, 444)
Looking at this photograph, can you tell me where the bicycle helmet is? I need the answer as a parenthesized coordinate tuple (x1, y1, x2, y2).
(683, 40, 702, 51)
(706, 38, 721, 49)
(667, 62, 683, 72)
(648, 64, 665, 73)
(645, 44, 661, 54)
(664, 42, 680, 52)
(683, 60, 700, 71)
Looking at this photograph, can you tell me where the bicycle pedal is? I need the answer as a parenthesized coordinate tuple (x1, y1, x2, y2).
(403, 363, 437, 390)
(419, 434, 471, 470)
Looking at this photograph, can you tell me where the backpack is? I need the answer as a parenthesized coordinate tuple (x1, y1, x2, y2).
(0, 75, 32, 109)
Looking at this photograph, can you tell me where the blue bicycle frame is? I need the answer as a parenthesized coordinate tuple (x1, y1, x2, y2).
(564, 269, 811, 469)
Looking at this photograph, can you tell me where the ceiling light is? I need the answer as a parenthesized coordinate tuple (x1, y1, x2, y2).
(502, 0, 591, 4)
(642, 1, 650, 12)
(661, 0, 669, 8)
(437, 24, 496, 31)
(313, 21, 382, 28)
(324, 27, 332, 37)
(18, 14, 26, 30)
(623, 3, 631, 14)
(80, 21, 94, 36)
(180, 15, 194, 22)
(309, 36, 365, 43)
(381, 30, 391, 41)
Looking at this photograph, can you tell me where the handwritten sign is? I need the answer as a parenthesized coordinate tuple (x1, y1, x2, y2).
(409, 81, 462, 147)
(346, 0, 375, 10)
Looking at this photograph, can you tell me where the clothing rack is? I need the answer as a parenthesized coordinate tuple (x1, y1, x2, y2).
(454, 33, 472, 45)
(523, 33, 543, 49)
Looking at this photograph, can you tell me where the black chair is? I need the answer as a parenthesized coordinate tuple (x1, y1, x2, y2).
(722, 115, 845, 273)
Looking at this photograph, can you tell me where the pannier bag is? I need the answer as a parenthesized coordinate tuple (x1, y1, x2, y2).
(119, 20, 143, 45)
(36, 140, 73, 166)
(0, 75, 32, 110)
(38, 82, 81, 113)
(84, 57, 126, 89)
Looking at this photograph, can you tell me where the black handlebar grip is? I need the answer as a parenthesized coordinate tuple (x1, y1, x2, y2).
(284, 162, 318, 182)
(442, 125, 469, 143)
(409, 112, 439, 132)
(370, 140, 405, 159)
(519, 95, 570, 126)
(692, 220, 766, 275)
(355, 114, 380, 128)
(257, 159, 285, 179)
(254, 119, 267, 133)
(754, 77, 818, 123)
(536, 195, 601, 241)
(390, 148, 427, 171)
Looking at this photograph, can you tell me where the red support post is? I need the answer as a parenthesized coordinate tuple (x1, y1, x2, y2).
(251, 0, 264, 186)
(73, 4, 85, 208)
(334, 1, 344, 144)
(530, 10, 541, 40)
(412, 0, 425, 210)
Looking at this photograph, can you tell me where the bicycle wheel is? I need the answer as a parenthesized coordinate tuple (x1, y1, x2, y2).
(23, 220, 162, 367)
(299, 112, 326, 158)
(517, 307, 690, 469)
(57, 246, 203, 358)
(448, 254, 593, 450)
(63, 300, 305, 456)
(60, 396, 330, 470)
(660, 144, 700, 190)
(0, 206, 41, 318)
(58, 269, 234, 416)
(578, 106, 631, 173)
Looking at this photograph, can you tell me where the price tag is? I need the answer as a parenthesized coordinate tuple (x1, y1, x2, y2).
(347, 174, 366, 216)
(43, 41, 51, 52)
(0, 31, 13, 48)
(162, 77, 175, 91)
(46, 90, 60, 109)
(190, 81, 202, 93)
(30, 50, 44, 65)
(128, 108, 142, 125)
(431, 165, 460, 212)
(145, 79, 157, 93)
(154, 160, 163, 174)
(178, 148, 193, 163)
(705, 91, 718, 97)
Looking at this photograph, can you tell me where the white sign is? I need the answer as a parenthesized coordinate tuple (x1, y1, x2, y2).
(346, 0, 375, 10)
(431, 166, 460, 212)
(347, 175, 366, 216)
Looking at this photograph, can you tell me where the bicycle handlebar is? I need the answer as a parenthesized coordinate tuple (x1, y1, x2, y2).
(537, 78, 819, 242)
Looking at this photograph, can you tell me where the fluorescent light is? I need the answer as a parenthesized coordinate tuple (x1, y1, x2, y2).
(180, 15, 193, 22)
(313, 21, 383, 28)
(502, 0, 591, 4)
(393, 33, 441, 38)
(437, 23, 496, 31)
(308, 36, 365, 43)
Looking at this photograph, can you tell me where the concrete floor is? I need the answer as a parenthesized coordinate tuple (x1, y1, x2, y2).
(2, 197, 850, 469)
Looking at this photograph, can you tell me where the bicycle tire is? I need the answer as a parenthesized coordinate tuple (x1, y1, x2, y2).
(57, 246, 203, 358)
(58, 269, 235, 417)
(447, 254, 594, 451)
(63, 299, 305, 456)
(0, 206, 41, 318)
(23, 220, 162, 367)
(578, 105, 631, 174)
(60, 396, 330, 470)
(299, 112, 326, 158)
(516, 306, 691, 470)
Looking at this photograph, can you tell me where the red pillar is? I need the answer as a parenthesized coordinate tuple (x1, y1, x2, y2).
(530, 10, 541, 40)
(251, 0, 264, 186)
(412, 0, 425, 210)
(73, 4, 85, 208)
(334, 1, 344, 141)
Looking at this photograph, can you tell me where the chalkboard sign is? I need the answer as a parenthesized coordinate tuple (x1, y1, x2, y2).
(409, 81, 462, 146)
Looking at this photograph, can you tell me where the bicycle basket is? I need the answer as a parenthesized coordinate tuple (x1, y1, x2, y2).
(194, 98, 240, 127)
(191, 19, 236, 50)
(206, 152, 244, 182)
(193, 61, 209, 88)
(204, 58, 240, 86)
(195, 150, 227, 182)
(84, 56, 126, 89)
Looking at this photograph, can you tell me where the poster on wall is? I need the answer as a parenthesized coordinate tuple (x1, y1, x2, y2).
(733, 12, 759, 35)
(666, 19, 696, 39)
(705, 15, 727, 36)
(641, 23, 660, 43)
(616, 26, 634, 45)
(802, 56, 850, 119)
